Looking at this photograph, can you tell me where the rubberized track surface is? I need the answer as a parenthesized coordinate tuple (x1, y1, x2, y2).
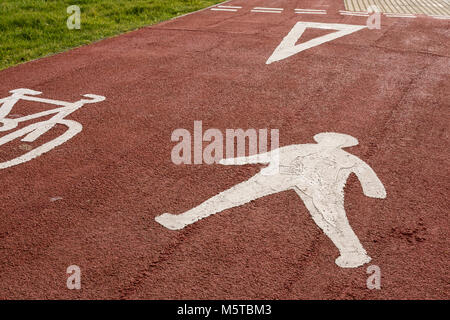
(0, 0, 448, 299)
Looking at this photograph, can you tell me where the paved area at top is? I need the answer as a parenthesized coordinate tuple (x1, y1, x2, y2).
(344, 0, 450, 16)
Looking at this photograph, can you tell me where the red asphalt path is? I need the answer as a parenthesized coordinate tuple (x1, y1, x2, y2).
(0, 0, 448, 299)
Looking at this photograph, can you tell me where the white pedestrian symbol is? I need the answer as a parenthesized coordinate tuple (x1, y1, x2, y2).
(0, 88, 105, 169)
(156, 133, 387, 268)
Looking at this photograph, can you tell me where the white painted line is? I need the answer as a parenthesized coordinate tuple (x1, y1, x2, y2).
(211, 8, 237, 12)
(253, 7, 284, 11)
(339, 10, 365, 13)
(385, 14, 417, 18)
(383, 12, 416, 16)
(340, 12, 370, 16)
(218, 5, 242, 9)
(295, 9, 327, 12)
(156, 132, 387, 269)
(295, 11, 327, 15)
(339, 11, 370, 16)
(429, 15, 450, 19)
(251, 9, 283, 13)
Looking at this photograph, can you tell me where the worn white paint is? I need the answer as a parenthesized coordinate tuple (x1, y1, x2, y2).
(251, 7, 283, 13)
(430, 15, 450, 19)
(156, 133, 387, 268)
(0, 88, 105, 169)
(253, 7, 284, 10)
(339, 10, 368, 14)
(295, 9, 327, 14)
(295, 11, 327, 15)
(340, 12, 369, 16)
(266, 22, 367, 65)
(211, 8, 237, 12)
(295, 9, 327, 12)
(218, 5, 242, 9)
(385, 14, 416, 18)
(251, 10, 283, 13)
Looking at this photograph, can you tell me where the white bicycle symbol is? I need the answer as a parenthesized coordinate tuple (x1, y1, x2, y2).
(0, 88, 105, 169)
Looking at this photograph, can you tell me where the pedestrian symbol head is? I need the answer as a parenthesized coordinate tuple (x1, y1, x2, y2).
(313, 132, 359, 148)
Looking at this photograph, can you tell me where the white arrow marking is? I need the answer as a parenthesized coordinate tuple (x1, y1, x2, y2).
(266, 22, 367, 65)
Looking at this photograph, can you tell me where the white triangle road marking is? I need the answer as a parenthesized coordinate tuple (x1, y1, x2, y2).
(266, 22, 367, 65)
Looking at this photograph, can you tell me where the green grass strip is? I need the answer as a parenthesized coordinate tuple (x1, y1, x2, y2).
(0, 0, 224, 70)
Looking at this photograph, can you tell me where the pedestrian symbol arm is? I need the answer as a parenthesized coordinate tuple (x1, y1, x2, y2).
(353, 161, 387, 199)
(219, 150, 277, 166)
